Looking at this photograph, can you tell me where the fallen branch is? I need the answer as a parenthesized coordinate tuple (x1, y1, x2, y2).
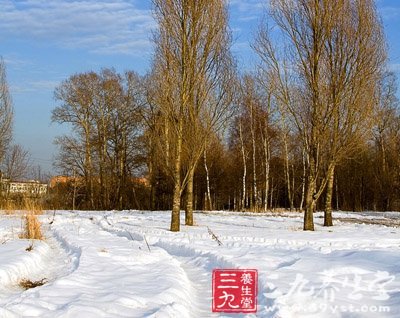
(207, 226, 223, 246)
(143, 234, 151, 252)
(49, 210, 56, 225)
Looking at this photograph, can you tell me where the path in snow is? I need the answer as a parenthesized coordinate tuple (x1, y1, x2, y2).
(98, 214, 234, 317)
(0, 218, 79, 317)
(336, 217, 400, 227)
(96, 211, 400, 318)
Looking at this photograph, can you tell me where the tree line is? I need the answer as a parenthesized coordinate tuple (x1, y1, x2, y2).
(47, 0, 397, 231)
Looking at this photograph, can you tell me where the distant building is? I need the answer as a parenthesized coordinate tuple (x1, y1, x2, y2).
(49, 175, 150, 188)
(49, 175, 79, 188)
(0, 179, 48, 197)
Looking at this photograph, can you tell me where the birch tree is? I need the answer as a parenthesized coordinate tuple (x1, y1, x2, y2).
(372, 72, 400, 210)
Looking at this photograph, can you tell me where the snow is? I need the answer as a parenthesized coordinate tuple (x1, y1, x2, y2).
(0, 210, 399, 317)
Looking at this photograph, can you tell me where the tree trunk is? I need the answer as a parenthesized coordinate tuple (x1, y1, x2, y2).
(283, 134, 294, 210)
(170, 127, 183, 232)
(304, 149, 316, 231)
(239, 122, 247, 211)
(171, 179, 181, 231)
(204, 150, 212, 210)
(185, 168, 194, 226)
(72, 169, 77, 211)
(270, 177, 274, 209)
(84, 127, 95, 210)
(118, 130, 127, 210)
(263, 136, 270, 211)
(250, 105, 258, 211)
(304, 179, 316, 231)
(324, 164, 335, 226)
(291, 163, 295, 209)
(299, 146, 306, 211)
(335, 178, 339, 211)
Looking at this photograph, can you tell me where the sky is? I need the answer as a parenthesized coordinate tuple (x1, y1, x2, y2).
(0, 0, 399, 175)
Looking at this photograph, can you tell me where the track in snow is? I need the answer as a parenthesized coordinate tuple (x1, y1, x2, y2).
(0, 224, 79, 306)
(97, 215, 247, 317)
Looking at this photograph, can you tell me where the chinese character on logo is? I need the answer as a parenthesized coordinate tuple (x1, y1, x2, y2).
(212, 269, 258, 313)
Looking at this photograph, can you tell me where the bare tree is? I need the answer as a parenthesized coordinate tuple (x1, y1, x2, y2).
(321, 1, 385, 226)
(2, 144, 31, 180)
(53, 72, 97, 208)
(151, 0, 235, 231)
(52, 69, 145, 210)
(0, 58, 13, 163)
(372, 71, 400, 210)
(255, 0, 386, 230)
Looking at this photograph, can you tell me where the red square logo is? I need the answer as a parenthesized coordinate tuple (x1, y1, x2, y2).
(212, 269, 258, 313)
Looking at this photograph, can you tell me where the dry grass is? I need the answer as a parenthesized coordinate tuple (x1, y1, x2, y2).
(2, 198, 44, 215)
(20, 199, 44, 240)
(21, 213, 43, 240)
(2, 200, 17, 215)
(23, 199, 44, 215)
(19, 278, 47, 290)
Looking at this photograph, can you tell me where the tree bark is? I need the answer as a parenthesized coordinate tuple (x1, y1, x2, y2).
(299, 146, 306, 211)
(304, 147, 316, 231)
(170, 124, 183, 232)
(204, 149, 212, 210)
(239, 121, 247, 211)
(283, 135, 294, 210)
(263, 134, 270, 211)
(185, 168, 194, 226)
(304, 180, 316, 231)
(250, 104, 258, 211)
(84, 125, 95, 210)
(324, 164, 335, 226)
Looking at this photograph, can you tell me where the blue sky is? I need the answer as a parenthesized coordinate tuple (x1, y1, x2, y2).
(0, 0, 399, 174)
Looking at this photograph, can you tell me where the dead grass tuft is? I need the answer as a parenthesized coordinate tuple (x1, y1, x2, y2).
(21, 213, 43, 240)
(25, 242, 34, 251)
(23, 199, 43, 215)
(2, 200, 16, 215)
(19, 278, 47, 290)
(20, 199, 44, 240)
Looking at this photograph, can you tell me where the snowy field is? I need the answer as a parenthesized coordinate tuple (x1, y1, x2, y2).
(0, 210, 399, 318)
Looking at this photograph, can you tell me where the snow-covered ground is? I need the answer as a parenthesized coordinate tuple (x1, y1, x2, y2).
(0, 210, 399, 317)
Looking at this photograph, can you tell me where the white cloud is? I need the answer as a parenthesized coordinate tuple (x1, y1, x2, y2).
(229, 0, 265, 13)
(389, 63, 400, 73)
(379, 6, 400, 21)
(10, 79, 60, 94)
(31, 80, 60, 91)
(0, 0, 155, 56)
(228, 0, 266, 27)
(2, 55, 33, 69)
